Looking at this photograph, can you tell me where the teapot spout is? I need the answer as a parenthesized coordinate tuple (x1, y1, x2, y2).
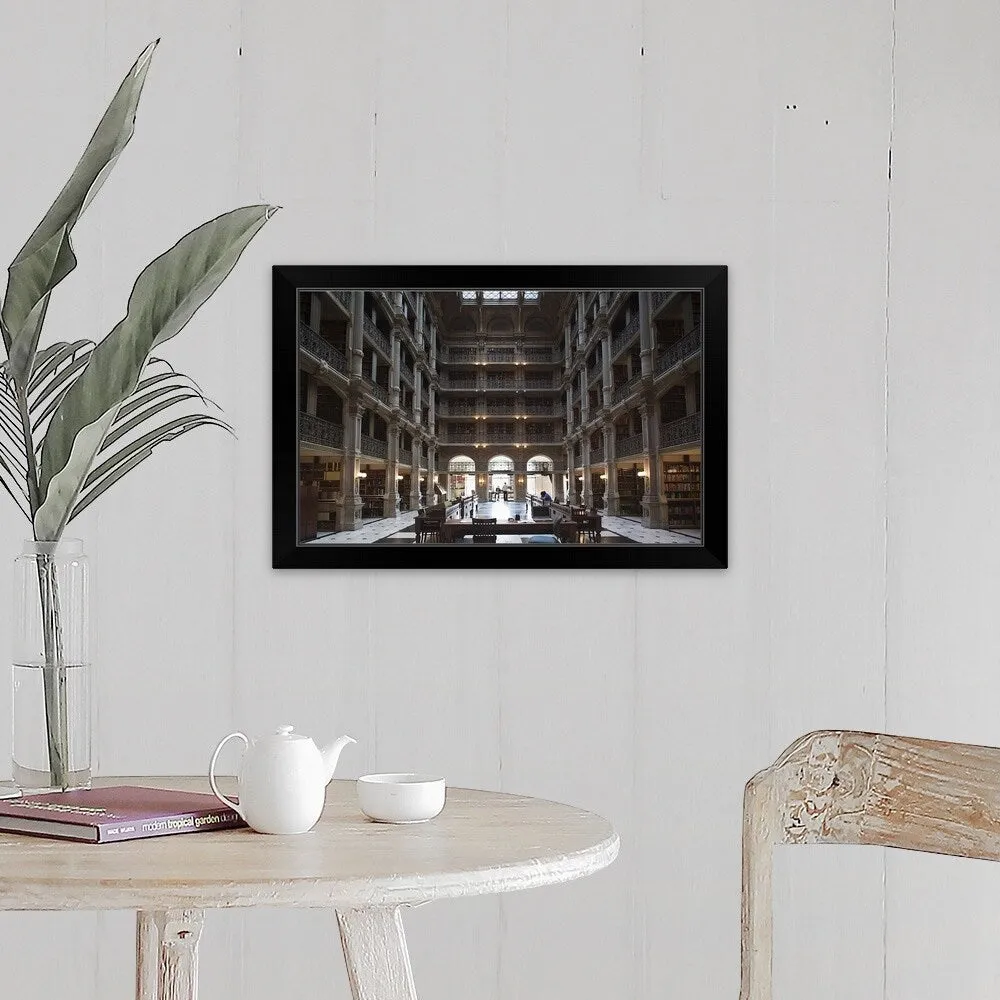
(320, 734, 357, 783)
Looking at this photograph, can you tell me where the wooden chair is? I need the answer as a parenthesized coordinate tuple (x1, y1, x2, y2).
(741, 730, 1000, 1000)
(420, 507, 445, 543)
(472, 517, 497, 543)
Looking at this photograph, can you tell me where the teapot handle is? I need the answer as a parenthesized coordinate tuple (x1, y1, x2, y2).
(209, 732, 249, 821)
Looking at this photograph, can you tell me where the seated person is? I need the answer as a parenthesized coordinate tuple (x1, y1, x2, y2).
(539, 490, 552, 503)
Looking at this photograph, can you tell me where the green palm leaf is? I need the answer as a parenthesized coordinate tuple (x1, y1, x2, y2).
(33, 203, 277, 540)
(70, 413, 231, 522)
(2, 42, 157, 385)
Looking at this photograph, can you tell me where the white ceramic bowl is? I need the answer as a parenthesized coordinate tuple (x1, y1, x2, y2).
(357, 773, 446, 823)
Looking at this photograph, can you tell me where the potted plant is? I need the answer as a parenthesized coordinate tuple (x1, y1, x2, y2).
(2, 40, 276, 790)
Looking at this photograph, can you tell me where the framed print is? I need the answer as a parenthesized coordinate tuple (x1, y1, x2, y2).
(273, 266, 727, 568)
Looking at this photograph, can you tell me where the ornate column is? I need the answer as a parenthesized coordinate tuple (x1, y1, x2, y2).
(579, 369, 589, 425)
(349, 292, 364, 379)
(340, 401, 364, 530)
(430, 323, 437, 373)
(604, 419, 619, 515)
(410, 436, 422, 510)
(390, 334, 401, 411)
(581, 437, 593, 508)
(639, 291, 653, 378)
(384, 422, 400, 518)
(428, 385, 436, 436)
(565, 444, 575, 503)
(640, 403, 666, 528)
(564, 322, 572, 372)
(514, 458, 527, 503)
(565, 384, 574, 433)
(413, 368, 422, 424)
(602, 333, 613, 409)
(426, 444, 437, 506)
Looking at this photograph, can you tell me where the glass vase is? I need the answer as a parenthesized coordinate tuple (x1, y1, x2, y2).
(12, 538, 91, 791)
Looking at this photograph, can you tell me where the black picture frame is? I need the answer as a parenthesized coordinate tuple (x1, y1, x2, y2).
(273, 266, 727, 568)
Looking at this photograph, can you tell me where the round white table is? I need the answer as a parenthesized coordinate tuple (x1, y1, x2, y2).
(0, 777, 619, 999)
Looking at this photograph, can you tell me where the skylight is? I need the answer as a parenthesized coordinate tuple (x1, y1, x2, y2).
(460, 291, 540, 304)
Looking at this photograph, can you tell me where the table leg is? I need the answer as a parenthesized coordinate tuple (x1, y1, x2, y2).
(135, 909, 204, 1000)
(336, 906, 419, 1000)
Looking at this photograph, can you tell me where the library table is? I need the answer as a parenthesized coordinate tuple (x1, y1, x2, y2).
(0, 776, 619, 1000)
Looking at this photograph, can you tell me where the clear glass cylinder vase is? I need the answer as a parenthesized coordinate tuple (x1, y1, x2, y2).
(12, 538, 90, 791)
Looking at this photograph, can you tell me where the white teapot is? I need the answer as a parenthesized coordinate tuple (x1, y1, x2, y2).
(209, 725, 356, 834)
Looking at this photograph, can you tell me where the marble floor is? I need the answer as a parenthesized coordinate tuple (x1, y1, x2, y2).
(304, 502, 700, 546)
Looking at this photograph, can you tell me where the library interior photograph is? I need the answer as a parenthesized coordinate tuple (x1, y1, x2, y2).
(296, 288, 704, 546)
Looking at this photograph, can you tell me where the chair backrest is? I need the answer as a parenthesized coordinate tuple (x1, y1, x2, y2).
(741, 730, 1000, 1000)
(471, 517, 497, 542)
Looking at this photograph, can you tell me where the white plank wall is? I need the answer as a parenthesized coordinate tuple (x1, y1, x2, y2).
(0, 2, 995, 999)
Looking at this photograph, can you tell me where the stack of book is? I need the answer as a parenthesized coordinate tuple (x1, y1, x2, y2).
(0, 785, 246, 843)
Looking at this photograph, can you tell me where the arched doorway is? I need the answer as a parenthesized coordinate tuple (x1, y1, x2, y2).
(526, 454, 555, 499)
(487, 454, 514, 501)
(447, 455, 476, 499)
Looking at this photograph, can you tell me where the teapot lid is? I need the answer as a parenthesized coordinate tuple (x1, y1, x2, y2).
(270, 724, 309, 741)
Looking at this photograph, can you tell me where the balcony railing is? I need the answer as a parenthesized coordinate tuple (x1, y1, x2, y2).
(299, 413, 344, 450)
(399, 365, 414, 388)
(655, 328, 701, 375)
(359, 434, 388, 459)
(442, 402, 477, 416)
(525, 424, 556, 442)
(611, 314, 640, 359)
(650, 289, 670, 313)
(612, 372, 643, 404)
(442, 376, 478, 390)
(332, 289, 353, 311)
(659, 412, 701, 449)
(363, 315, 391, 357)
(524, 374, 554, 389)
(485, 349, 516, 363)
(299, 322, 349, 375)
(590, 444, 605, 463)
(449, 347, 478, 363)
(364, 379, 389, 405)
(616, 432, 644, 457)
(524, 347, 554, 363)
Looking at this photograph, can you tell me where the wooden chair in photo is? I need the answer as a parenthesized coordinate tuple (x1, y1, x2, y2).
(472, 517, 498, 543)
(420, 507, 445, 543)
(741, 730, 1000, 1000)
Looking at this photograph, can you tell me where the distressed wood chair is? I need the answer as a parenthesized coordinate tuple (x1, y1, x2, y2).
(741, 730, 1000, 1000)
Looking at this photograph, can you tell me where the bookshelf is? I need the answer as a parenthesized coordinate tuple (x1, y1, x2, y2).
(663, 460, 701, 528)
(358, 469, 387, 518)
(617, 468, 643, 516)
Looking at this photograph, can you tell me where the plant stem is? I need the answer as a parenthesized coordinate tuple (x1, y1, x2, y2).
(14, 385, 69, 788)
(36, 553, 69, 788)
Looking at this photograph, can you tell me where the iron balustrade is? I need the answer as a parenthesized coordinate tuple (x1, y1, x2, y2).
(364, 379, 389, 405)
(298, 322, 349, 375)
(612, 373, 643, 404)
(442, 377, 478, 390)
(659, 412, 701, 448)
(524, 347, 553, 363)
(525, 375, 554, 389)
(616, 432, 644, 457)
(449, 347, 477, 363)
(399, 365, 414, 387)
(611, 314, 640, 359)
(363, 315, 392, 357)
(525, 424, 555, 441)
(359, 434, 388, 459)
(651, 289, 669, 312)
(590, 444, 605, 463)
(655, 328, 701, 375)
(486, 349, 516, 363)
(333, 289, 353, 311)
(299, 413, 344, 449)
